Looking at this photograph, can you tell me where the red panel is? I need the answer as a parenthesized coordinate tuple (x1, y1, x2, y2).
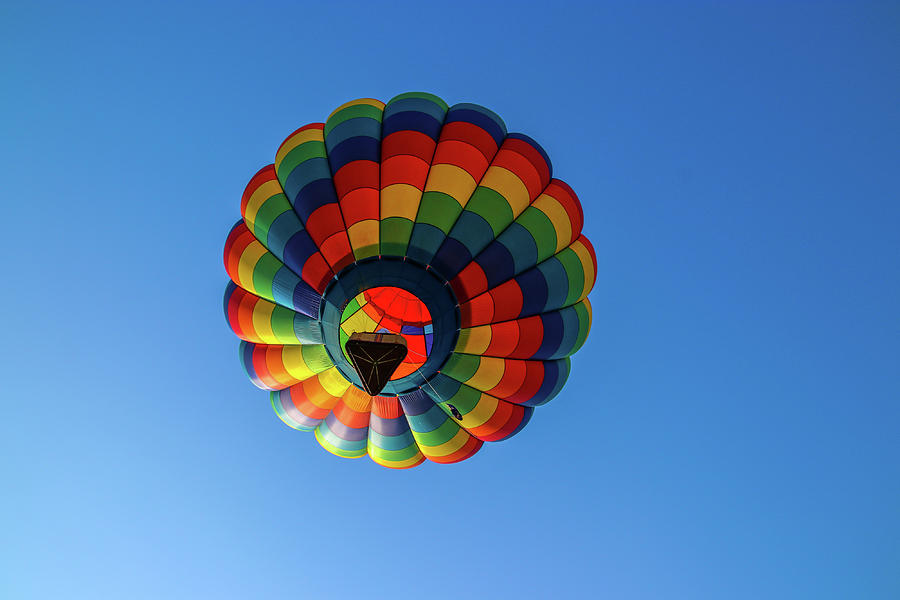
(339, 187, 379, 227)
(504, 137, 552, 189)
(491, 147, 544, 199)
(495, 361, 545, 404)
(510, 316, 544, 359)
(487, 280, 525, 323)
(382, 130, 436, 162)
(305, 204, 346, 246)
(483, 321, 520, 358)
(487, 359, 527, 399)
(468, 399, 514, 441)
(235, 289, 258, 340)
(380, 155, 430, 189)
(432, 139, 490, 180)
(241, 164, 277, 215)
(318, 231, 355, 272)
(372, 396, 402, 419)
(439, 121, 499, 161)
(427, 434, 482, 464)
(223, 224, 255, 284)
(545, 180, 583, 242)
(450, 262, 488, 303)
(334, 160, 379, 197)
(460, 293, 494, 328)
(331, 399, 371, 429)
(301, 253, 333, 294)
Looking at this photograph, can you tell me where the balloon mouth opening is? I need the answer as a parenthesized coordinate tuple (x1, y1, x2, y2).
(318, 257, 460, 397)
(339, 286, 434, 381)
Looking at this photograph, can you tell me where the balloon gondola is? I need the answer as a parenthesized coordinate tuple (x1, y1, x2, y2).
(223, 92, 596, 468)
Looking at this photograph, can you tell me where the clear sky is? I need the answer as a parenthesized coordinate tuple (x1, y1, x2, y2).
(2, 1, 898, 598)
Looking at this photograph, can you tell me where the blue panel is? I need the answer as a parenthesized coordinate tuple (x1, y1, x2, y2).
(506, 132, 552, 176)
(292, 178, 339, 220)
(281, 229, 319, 276)
(535, 310, 564, 359)
(430, 236, 472, 282)
(506, 406, 534, 438)
(383, 96, 447, 124)
(406, 223, 447, 265)
(382, 111, 443, 139)
(274, 390, 319, 430)
(476, 241, 516, 289)
(263, 210, 304, 259)
(281, 157, 332, 203)
(323, 411, 368, 442)
(369, 412, 412, 438)
(368, 428, 414, 451)
(536, 257, 569, 312)
(325, 118, 382, 152)
(327, 136, 380, 172)
(446, 103, 507, 146)
(497, 223, 540, 277)
(516, 268, 549, 317)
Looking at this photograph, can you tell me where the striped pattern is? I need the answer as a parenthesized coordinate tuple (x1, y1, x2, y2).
(223, 92, 596, 468)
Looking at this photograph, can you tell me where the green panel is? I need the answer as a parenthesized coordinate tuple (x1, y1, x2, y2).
(388, 91, 450, 112)
(253, 196, 291, 244)
(441, 353, 480, 382)
(516, 207, 557, 261)
(438, 384, 480, 415)
(252, 253, 284, 299)
(276, 140, 327, 182)
(315, 428, 367, 458)
(367, 441, 420, 462)
(270, 305, 297, 341)
(571, 301, 591, 353)
(301, 344, 333, 371)
(555, 247, 587, 306)
(409, 416, 458, 446)
(324, 104, 384, 137)
(466, 187, 514, 236)
(416, 192, 464, 233)
(380, 217, 414, 256)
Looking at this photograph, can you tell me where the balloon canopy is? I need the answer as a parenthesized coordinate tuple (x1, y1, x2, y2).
(223, 92, 596, 468)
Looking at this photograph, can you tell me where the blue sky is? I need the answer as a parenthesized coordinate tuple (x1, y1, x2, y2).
(2, 1, 898, 598)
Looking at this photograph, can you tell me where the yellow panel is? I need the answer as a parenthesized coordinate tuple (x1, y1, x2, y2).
(341, 307, 378, 335)
(318, 367, 352, 397)
(466, 356, 506, 390)
(381, 183, 422, 219)
(569, 240, 596, 296)
(327, 98, 386, 120)
(251, 301, 277, 344)
(415, 426, 472, 457)
(368, 449, 424, 469)
(243, 179, 285, 226)
(237, 242, 268, 291)
(479, 167, 531, 216)
(342, 386, 373, 413)
(532, 194, 573, 253)
(452, 393, 498, 428)
(423, 164, 477, 206)
(275, 128, 325, 168)
(454, 326, 491, 355)
(348, 220, 380, 259)
(281, 346, 324, 381)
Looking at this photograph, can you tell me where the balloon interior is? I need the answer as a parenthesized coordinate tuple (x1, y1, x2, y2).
(223, 92, 596, 468)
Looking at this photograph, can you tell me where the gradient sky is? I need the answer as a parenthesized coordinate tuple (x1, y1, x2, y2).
(2, 2, 898, 598)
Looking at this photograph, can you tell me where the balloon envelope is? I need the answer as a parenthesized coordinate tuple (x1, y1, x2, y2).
(223, 92, 596, 468)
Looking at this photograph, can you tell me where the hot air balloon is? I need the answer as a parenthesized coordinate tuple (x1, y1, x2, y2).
(223, 92, 596, 468)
